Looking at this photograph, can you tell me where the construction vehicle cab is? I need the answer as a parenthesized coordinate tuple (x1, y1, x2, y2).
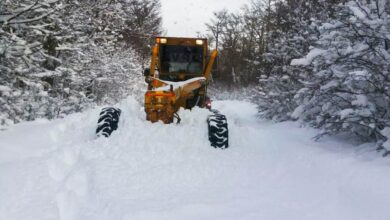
(155, 37, 206, 81)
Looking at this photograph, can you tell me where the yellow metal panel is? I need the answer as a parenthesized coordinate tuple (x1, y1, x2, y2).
(203, 49, 218, 80)
(149, 45, 159, 77)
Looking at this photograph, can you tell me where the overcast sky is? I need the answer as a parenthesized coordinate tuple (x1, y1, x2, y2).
(160, 0, 249, 37)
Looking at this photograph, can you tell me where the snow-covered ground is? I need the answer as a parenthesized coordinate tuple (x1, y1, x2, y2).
(1, 97, 390, 220)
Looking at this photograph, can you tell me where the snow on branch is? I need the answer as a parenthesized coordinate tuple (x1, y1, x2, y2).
(348, 2, 369, 20)
(0, 1, 39, 24)
(1, 0, 60, 25)
(6, 10, 56, 25)
(290, 48, 326, 66)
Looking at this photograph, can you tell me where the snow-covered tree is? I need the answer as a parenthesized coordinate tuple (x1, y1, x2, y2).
(255, 0, 344, 120)
(291, 0, 390, 153)
(0, 0, 68, 126)
(0, 0, 161, 128)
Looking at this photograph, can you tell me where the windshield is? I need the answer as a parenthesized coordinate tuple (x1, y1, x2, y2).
(160, 45, 203, 74)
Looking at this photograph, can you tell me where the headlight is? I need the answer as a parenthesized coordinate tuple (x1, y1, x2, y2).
(196, 39, 204, 45)
(160, 38, 167, 44)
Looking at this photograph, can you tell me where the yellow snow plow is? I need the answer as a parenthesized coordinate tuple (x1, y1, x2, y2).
(96, 37, 228, 148)
(143, 37, 218, 123)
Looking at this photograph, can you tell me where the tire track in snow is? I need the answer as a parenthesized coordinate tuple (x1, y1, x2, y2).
(46, 110, 99, 220)
(47, 144, 89, 220)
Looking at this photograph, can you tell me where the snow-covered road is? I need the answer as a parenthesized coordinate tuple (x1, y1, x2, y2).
(1, 98, 390, 220)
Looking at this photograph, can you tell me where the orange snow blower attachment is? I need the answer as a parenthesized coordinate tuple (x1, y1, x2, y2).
(144, 90, 176, 123)
(144, 37, 218, 123)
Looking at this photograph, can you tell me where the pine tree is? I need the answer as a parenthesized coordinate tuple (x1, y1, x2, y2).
(255, 0, 340, 120)
(291, 0, 390, 151)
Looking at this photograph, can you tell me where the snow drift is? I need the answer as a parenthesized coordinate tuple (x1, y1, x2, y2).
(1, 97, 390, 220)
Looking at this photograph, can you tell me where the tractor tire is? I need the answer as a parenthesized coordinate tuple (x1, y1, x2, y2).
(207, 113, 229, 149)
(96, 107, 121, 137)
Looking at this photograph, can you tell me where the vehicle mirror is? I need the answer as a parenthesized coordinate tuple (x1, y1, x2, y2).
(143, 68, 150, 76)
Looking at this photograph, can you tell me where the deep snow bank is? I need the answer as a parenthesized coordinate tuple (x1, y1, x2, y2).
(1, 97, 390, 220)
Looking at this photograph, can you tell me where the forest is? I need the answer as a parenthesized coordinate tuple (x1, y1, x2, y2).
(207, 0, 390, 153)
(1, 0, 390, 153)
